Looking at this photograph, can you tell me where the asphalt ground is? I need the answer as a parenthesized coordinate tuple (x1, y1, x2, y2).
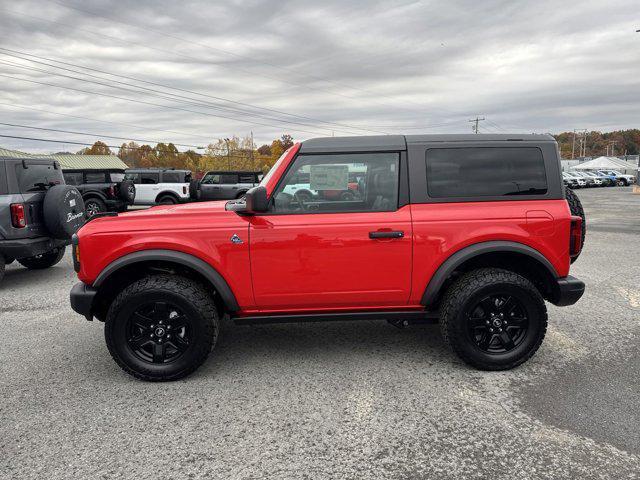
(1, 186, 639, 479)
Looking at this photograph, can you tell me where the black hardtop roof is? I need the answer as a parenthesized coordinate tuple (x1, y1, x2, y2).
(300, 134, 555, 153)
(125, 168, 191, 173)
(205, 170, 262, 175)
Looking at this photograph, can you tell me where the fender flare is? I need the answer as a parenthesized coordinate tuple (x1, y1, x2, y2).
(421, 241, 559, 306)
(93, 249, 240, 312)
(154, 191, 181, 203)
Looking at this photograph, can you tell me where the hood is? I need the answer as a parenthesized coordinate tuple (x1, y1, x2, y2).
(80, 200, 238, 234)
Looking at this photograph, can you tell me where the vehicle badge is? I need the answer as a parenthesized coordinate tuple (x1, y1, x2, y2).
(230, 233, 243, 244)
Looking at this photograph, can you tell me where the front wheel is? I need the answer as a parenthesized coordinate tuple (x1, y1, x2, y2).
(85, 198, 106, 218)
(157, 195, 178, 205)
(439, 268, 547, 371)
(18, 247, 66, 270)
(105, 275, 219, 381)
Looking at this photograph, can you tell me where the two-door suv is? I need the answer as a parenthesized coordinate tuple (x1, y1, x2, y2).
(70, 134, 586, 381)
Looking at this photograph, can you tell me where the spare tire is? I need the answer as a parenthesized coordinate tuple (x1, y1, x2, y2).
(565, 187, 585, 263)
(118, 180, 136, 203)
(189, 179, 200, 200)
(43, 185, 86, 240)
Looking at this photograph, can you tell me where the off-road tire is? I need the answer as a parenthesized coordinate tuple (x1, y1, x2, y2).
(43, 185, 85, 239)
(105, 275, 219, 381)
(118, 180, 136, 203)
(18, 247, 65, 270)
(85, 198, 106, 218)
(157, 195, 178, 205)
(565, 187, 585, 263)
(439, 268, 547, 371)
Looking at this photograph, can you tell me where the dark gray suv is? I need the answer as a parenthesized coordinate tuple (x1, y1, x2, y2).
(197, 171, 262, 201)
(0, 156, 86, 282)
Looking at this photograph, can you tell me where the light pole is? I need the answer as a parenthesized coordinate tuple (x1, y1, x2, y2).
(224, 138, 231, 170)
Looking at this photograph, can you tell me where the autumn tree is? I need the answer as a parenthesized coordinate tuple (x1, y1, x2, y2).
(78, 140, 112, 155)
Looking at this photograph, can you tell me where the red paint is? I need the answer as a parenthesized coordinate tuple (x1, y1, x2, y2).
(75, 143, 576, 315)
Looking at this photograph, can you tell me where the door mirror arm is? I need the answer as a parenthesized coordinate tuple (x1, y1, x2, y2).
(226, 186, 269, 214)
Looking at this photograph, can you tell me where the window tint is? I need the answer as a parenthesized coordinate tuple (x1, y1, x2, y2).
(239, 173, 256, 183)
(162, 172, 182, 183)
(201, 173, 219, 184)
(426, 147, 547, 198)
(140, 172, 159, 184)
(272, 153, 399, 213)
(220, 174, 239, 184)
(124, 173, 140, 183)
(85, 172, 106, 183)
(63, 172, 83, 185)
(15, 162, 64, 192)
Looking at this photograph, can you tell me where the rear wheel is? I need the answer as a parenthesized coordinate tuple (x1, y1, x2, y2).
(157, 195, 178, 205)
(18, 247, 66, 270)
(105, 275, 219, 381)
(440, 268, 547, 371)
(85, 198, 106, 218)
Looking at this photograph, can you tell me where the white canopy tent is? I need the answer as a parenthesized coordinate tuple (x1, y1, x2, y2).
(571, 156, 639, 173)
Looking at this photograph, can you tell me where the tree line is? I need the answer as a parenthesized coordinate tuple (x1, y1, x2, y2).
(554, 129, 640, 158)
(77, 134, 295, 176)
(74, 129, 640, 174)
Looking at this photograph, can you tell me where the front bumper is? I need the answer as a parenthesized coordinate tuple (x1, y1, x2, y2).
(0, 236, 69, 261)
(550, 275, 585, 307)
(70, 282, 97, 320)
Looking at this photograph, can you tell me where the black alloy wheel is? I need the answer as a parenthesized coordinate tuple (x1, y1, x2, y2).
(466, 294, 529, 354)
(126, 301, 192, 364)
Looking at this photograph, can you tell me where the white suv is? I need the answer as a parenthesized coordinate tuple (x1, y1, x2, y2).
(124, 169, 192, 205)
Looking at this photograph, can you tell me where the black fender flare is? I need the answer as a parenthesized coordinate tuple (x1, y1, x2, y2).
(421, 241, 559, 306)
(93, 249, 240, 312)
(154, 191, 181, 203)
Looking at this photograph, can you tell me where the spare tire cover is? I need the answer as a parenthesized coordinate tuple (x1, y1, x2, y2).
(119, 180, 136, 203)
(43, 185, 86, 240)
(189, 179, 200, 200)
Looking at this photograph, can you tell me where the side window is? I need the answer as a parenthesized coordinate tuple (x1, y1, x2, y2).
(140, 172, 159, 184)
(63, 172, 83, 185)
(426, 147, 547, 198)
(161, 172, 181, 183)
(239, 173, 255, 183)
(220, 174, 239, 184)
(201, 173, 220, 184)
(85, 172, 106, 183)
(124, 173, 140, 184)
(272, 152, 399, 213)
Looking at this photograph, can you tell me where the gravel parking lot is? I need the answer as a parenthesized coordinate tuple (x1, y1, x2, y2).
(1, 187, 639, 479)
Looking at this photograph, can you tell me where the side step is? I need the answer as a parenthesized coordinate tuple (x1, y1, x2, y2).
(233, 310, 439, 326)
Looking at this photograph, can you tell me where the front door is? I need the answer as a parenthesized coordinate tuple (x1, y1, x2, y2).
(249, 151, 412, 311)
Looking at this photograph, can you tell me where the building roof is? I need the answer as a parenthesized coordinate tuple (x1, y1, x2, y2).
(572, 156, 639, 171)
(0, 147, 128, 170)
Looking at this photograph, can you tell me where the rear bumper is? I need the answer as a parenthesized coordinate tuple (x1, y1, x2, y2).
(70, 282, 97, 320)
(0, 236, 68, 260)
(550, 275, 585, 307)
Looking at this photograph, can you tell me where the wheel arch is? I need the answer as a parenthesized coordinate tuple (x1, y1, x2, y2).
(421, 241, 560, 309)
(91, 249, 239, 320)
(154, 190, 180, 203)
(83, 191, 108, 203)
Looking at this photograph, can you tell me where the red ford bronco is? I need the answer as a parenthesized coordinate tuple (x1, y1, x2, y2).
(70, 134, 585, 381)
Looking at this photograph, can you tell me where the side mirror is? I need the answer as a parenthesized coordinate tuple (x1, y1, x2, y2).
(226, 186, 269, 214)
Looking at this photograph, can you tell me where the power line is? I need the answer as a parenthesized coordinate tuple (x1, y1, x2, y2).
(0, 47, 390, 135)
(0, 57, 361, 136)
(0, 72, 337, 137)
(0, 133, 202, 154)
(0, 122, 204, 149)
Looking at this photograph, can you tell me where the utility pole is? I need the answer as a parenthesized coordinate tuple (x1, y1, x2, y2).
(582, 130, 588, 157)
(572, 129, 587, 159)
(224, 137, 231, 170)
(607, 140, 617, 157)
(469, 117, 485, 134)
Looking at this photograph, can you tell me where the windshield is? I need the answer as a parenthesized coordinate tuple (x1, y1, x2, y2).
(15, 162, 64, 192)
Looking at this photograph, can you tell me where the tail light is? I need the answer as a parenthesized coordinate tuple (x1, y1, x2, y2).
(570, 216, 583, 258)
(109, 185, 116, 197)
(10, 203, 26, 228)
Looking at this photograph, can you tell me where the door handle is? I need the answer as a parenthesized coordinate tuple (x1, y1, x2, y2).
(369, 230, 404, 239)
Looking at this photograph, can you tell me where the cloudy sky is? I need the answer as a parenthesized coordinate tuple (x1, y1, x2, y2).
(0, 0, 638, 153)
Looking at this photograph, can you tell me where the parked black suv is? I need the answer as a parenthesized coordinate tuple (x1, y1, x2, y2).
(63, 169, 135, 217)
(0, 156, 86, 283)
(196, 170, 262, 201)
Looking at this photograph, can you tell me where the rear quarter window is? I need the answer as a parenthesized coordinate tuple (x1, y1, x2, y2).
(161, 172, 181, 183)
(63, 172, 83, 185)
(85, 172, 106, 183)
(426, 147, 547, 198)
